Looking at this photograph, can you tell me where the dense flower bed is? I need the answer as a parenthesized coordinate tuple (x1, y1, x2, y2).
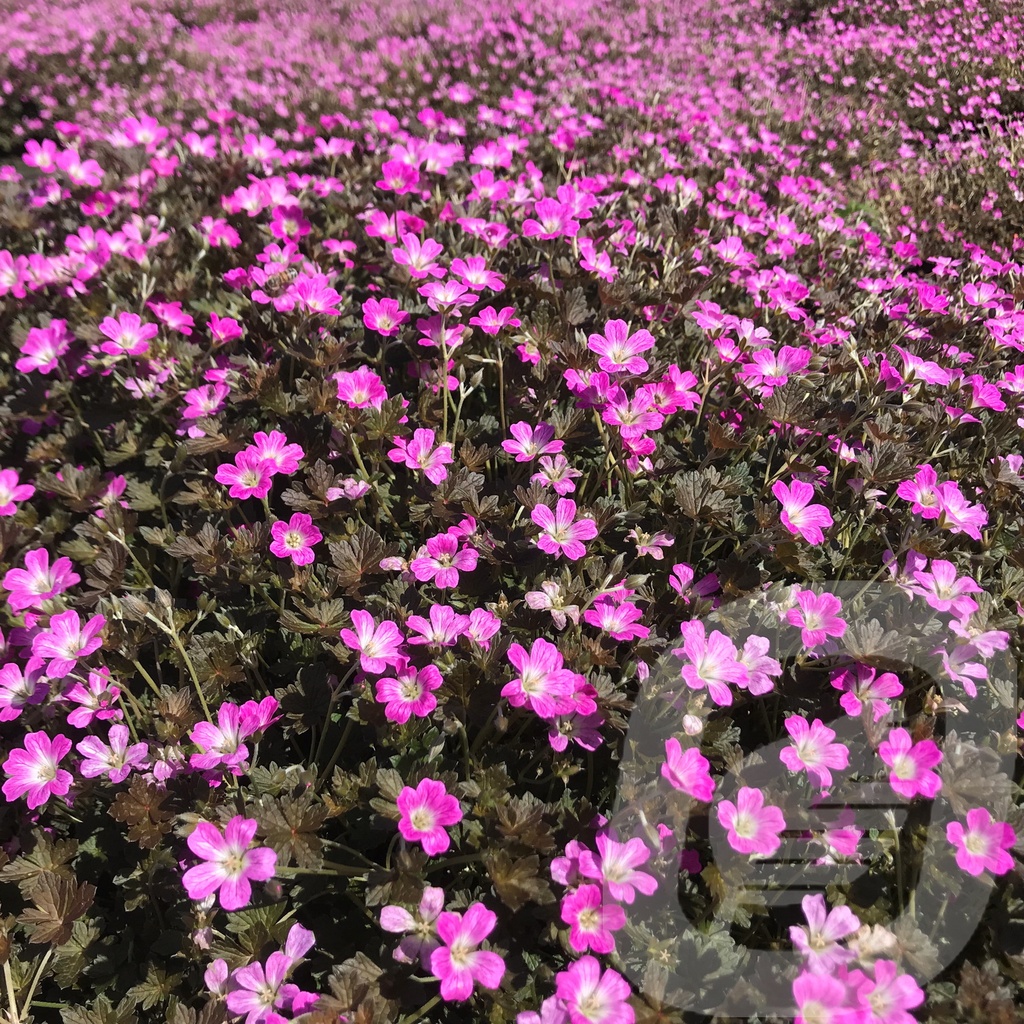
(1, 0, 1024, 1021)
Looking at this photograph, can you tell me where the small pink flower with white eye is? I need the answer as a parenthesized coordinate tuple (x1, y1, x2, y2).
(555, 956, 634, 1024)
(789, 893, 860, 973)
(189, 702, 250, 773)
(878, 727, 943, 800)
(735, 635, 782, 696)
(785, 590, 847, 647)
(336, 366, 389, 409)
(830, 664, 903, 721)
(587, 318, 656, 374)
(0, 469, 35, 516)
(673, 620, 748, 707)
(627, 528, 674, 559)
(226, 950, 301, 1024)
(362, 296, 410, 336)
(847, 959, 924, 1024)
(392, 233, 445, 279)
(374, 659, 443, 723)
(397, 778, 463, 855)
(17, 320, 72, 374)
(380, 886, 446, 967)
(405, 604, 469, 647)
(501, 421, 564, 462)
(465, 608, 501, 649)
(3, 547, 80, 613)
(896, 464, 942, 518)
(583, 599, 650, 641)
(772, 479, 833, 545)
(560, 884, 627, 954)
(269, 513, 322, 566)
(450, 255, 504, 292)
(717, 786, 787, 856)
(0, 659, 49, 723)
(3, 731, 74, 809)
(247, 430, 304, 475)
(31, 609, 105, 678)
(181, 816, 277, 912)
(531, 454, 583, 495)
(779, 716, 850, 790)
(215, 450, 274, 500)
(97, 311, 158, 357)
(339, 610, 406, 674)
(76, 723, 149, 784)
(430, 903, 506, 1002)
(376, 159, 420, 194)
(64, 668, 122, 728)
(525, 581, 581, 630)
(661, 739, 715, 802)
(468, 305, 521, 335)
(531, 498, 599, 561)
(946, 808, 1016, 876)
(410, 533, 478, 589)
(578, 834, 658, 904)
(909, 559, 982, 620)
(388, 429, 454, 485)
(502, 638, 578, 718)
(792, 972, 851, 1024)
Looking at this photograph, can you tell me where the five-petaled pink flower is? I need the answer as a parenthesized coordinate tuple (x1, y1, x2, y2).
(560, 884, 627, 954)
(578, 834, 658, 904)
(502, 421, 564, 462)
(587, 318, 656, 374)
(946, 808, 1016, 876)
(381, 885, 446, 967)
(2, 730, 74, 809)
(502, 637, 578, 718)
(789, 893, 860, 973)
(779, 716, 850, 790)
(785, 590, 847, 647)
(717, 786, 787, 856)
(0, 469, 35, 516)
(397, 778, 463, 855)
(430, 902, 506, 1002)
(532, 498, 599, 560)
(98, 311, 158, 357)
(661, 738, 715, 802)
(847, 960, 924, 1024)
(76, 723, 149, 784)
(215, 450, 274, 500)
(374, 659, 443, 724)
(555, 956, 635, 1024)
(31, 609, 105, 678)
(3, 547, 80, 612)
(270, 513, 322, 566)
(673, 620, 748, 706)
(339, 609, 406, 674)
(388, 429, 454, 484)
(878, 727, 943, 800)
(772, 479, 833, 545)
(181, 815, 277, 911)
(410, 533, 478, 588)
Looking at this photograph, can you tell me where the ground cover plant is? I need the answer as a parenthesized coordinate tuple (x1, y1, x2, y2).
(1, 0, 1024, 1021)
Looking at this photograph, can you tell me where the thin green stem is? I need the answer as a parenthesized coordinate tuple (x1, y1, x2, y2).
(19, 948, 53, 1018)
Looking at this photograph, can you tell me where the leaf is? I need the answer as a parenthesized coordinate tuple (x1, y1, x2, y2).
(939, 731, 1016, 817)
(109, 777, 176, 848)
(328, 526, 391, 594)
(483, 849, 554, 911)
(0, 830, 78, 898)
(19, 874, 96, 945)
(255, 791, 328, 869)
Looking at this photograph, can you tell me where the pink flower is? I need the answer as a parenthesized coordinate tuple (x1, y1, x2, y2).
(17, 320, 72, 374)
(64, 668, 122, 728)
(397, 778, 463, 855)
(76, 723, 149, 783)
(410, 533, 478, 589)
(362, 297, 410, 336)
(339, 610, 406, 674)
(466, 607, 501, 649)
(405, 604, 469, 647)
(3, 548, 80, 613)
(717, 786, 787, 856)
(946, 808, 1016, 876)
(215, 450, 274, 500)
(878, 728, 943, 800)
(578, 834, 658, 904)
(772, 479, 833, 545)
(375, 660, 443, 723)
(786, 590, 847, 647)
(560, 884, 626, 954)
(381, 886, 446, 967)
(583, 599, 649, 641)
(830, 664, 903, 721)
(502, 638, 578, 718)
(469, 305, 521, 335)
(895, 464, 942, 518)
(531, 455, 582, 495)
(0, 659, 49, 722)
(2, 731, 74, 809)
(226, 951, 301, 1024)
(0, 469, 35, 516)
(789, 894, 860, 973)
(792, 972, 854, 1024)
(532, 499, 599, 560)
(430, 902, 506, 1001)
(450, 256, 504, 292)
(182, 816, 277, 911)
(189, 703, 249, 773)
(336, 366, 388, 409)
(377, 159, 420, 194)
(910, 559, 982, 619)
(98, 312, 158, 357)
(248, 430, 304, 475)
(661, 739, 715, 801)
(31, 609, 105, 678)
(587, 319, 655, 374)
(673, 620, 748, 706)
(779, 716, 850, 790)
(388, 429, 454, 485)
(555, 956, 634, 1024)
(849, 960, 924, 1024)
(502, 422, 564, 462)
(393, 233, 445, 279)
(270, 513, 322, 566)
(736, 635, 782, 695)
